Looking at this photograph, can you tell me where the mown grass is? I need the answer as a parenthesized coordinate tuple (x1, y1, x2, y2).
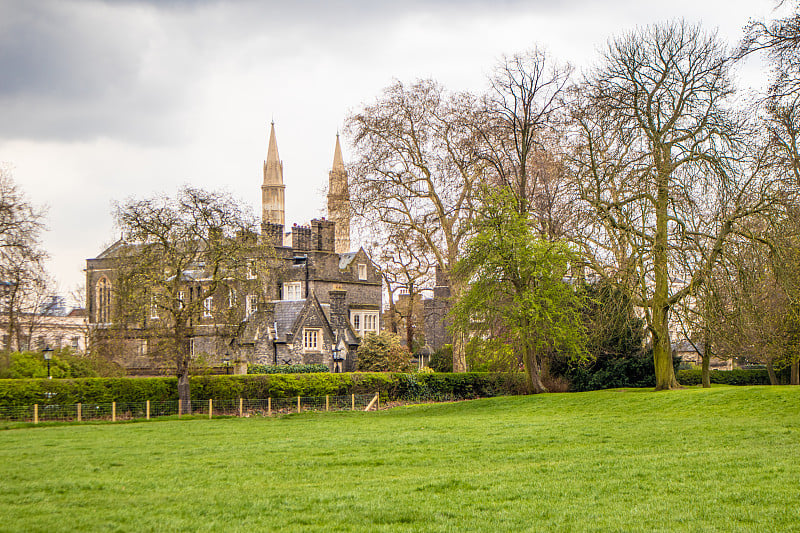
(1, 386, 799, 532)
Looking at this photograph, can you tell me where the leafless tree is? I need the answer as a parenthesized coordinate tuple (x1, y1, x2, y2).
(475, 48, 574, 224)
(365, 226, 432, 351)
(567, 21, 786, 390)
(346, 79, 485, 371)
(0, 167, 47, 363)
(112, 186, 258, 411)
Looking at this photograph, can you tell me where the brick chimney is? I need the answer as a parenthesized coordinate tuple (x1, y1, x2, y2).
(328, 289, 348, 330)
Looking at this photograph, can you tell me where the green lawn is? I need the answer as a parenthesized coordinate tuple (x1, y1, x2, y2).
(1, 386, 799, 532)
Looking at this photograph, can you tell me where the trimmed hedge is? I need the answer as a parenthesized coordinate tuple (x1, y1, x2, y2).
(678, 367, 790, 386)
(0, 372, 528, 408)
(247, 364, 329, 374)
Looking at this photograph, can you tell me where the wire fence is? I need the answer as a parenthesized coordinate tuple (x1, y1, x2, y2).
(0, 393, 380, 424)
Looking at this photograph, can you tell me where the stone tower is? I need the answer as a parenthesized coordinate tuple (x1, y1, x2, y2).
(327, 133, 351, 253)
(262, 122, 285, 226)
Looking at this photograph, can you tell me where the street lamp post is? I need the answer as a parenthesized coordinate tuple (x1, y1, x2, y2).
(42, 346, 54, 379)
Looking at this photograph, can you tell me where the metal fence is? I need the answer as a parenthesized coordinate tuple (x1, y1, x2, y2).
(0, 393, 379, 424)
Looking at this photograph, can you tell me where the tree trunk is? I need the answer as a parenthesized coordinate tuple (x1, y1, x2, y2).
(701, 337, 711, 388)
(175, 326, 191, 414)
(766, 360, 778, 385)
(701, 353, 711, 388)
(651, 306, 680, 390)
(450, 279, 467, 372)
(791, 359, 799, 386)
(652, 161, 680, 391)
(523, 344, 547, 394)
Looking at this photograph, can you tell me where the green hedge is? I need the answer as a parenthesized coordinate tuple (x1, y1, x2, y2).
(677, 367, 790, 386)
(247, 364, 329, 374)
(0, 372, 527, 408)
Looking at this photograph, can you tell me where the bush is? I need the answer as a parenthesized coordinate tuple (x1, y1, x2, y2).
(0, 350, 124, 379)
(356, 332, 414, 372)
(429, 345, 453, 372)
(466, 338, 519, 372)
(247, 364, 329, 374)
(677, 367, 790, 386)
(0, 372, 527, 408)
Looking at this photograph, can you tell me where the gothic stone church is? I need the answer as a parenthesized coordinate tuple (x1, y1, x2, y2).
(86, 124, 381, 372)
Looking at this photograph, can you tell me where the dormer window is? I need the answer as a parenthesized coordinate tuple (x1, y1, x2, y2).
(283, 281, 302, 300)
(357, 263, 367, 280)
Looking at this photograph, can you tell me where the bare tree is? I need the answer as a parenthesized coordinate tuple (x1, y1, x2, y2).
(112, 186, 258, 412)
(567, 21, 785, 390)
(741, 2, 800, 99)
(0, 167, 47, 362)
(475, 48, 575, 228)
(366, 227, 432, 351)
(346, 79, 485, 372)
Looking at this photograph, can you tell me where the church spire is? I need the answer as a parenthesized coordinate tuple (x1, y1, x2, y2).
(332, 133, 345, 172)
(262, 121, 285, 227)
(327, 132, 350, 253)
(263, 121, 283, 186)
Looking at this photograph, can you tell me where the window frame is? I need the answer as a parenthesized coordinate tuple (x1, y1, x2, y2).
(282, 281, 302, 301)
(303, 328, 321, 352)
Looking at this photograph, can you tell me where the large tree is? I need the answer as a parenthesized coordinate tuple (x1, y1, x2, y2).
(475, 48, 574, 225)
(0, 167, 48, 360)
(451, 187, 588, 393)
(568, 21, 782, 390)
(113, 186, 258, 411)
(346, 79, 485, 372)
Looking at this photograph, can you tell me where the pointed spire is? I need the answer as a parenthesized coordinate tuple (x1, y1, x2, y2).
(332, 133, 345, 171)
(263, 121, 283, 186)
(262, 121, 285, 227)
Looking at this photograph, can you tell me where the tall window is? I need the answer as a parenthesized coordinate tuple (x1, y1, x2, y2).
(350, 311, 379, 337)
(283, 281, 302, 300)
(96, 277, 111, 323)
(357, 263, 367, 280)
(203, 296, 213, 318)
(303, 328, 320, 351)
(228, 288, 236, 308)
(178, 291, 185, 310)
(150, 295, 159, 319)
(246, 294, 258, 316)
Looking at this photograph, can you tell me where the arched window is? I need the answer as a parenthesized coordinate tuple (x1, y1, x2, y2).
(96, 277, 112, 323)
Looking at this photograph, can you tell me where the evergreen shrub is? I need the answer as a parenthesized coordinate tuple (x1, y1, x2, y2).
(677, 367, 790, 386)
(0, 372, 526, 408)
(247, 364, 329, 374)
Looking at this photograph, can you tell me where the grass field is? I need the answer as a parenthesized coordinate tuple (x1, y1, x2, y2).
(1, 386, 799, 532)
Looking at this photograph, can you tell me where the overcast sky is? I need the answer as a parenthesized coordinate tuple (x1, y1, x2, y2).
(0, 0, 787, 306)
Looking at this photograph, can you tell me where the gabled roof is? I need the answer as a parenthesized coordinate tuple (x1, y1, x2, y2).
(287, 292, 335, 342)
(273, 300, 305, 341)
(339, 252, 357, 270)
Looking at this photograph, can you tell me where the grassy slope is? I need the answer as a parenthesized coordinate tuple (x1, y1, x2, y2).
(1, 386, 799, 532)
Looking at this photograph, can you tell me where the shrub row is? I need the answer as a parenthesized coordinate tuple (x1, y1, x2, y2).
(0, 372, 527, 408)
(677, 367, 791, 386)
(247, 364, 329, 374)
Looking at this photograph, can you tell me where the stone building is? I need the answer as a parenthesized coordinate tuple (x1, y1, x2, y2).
(86, 123, 381, 372)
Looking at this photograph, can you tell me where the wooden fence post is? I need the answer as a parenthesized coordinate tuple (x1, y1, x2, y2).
(326, 395, 329, 412)
(268, 397, 271, 416)
(364, 392, 379, 412)
(77, 403, 82, 422)
(34, 404, 38, 424)
(297, 396, 301, 413)
(146, 400, 150, 420)
(112, 402, 116, 422)
(351, 394, 355, 411)
(209, 398, 213, 419)
(238, 397, 243, 417)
